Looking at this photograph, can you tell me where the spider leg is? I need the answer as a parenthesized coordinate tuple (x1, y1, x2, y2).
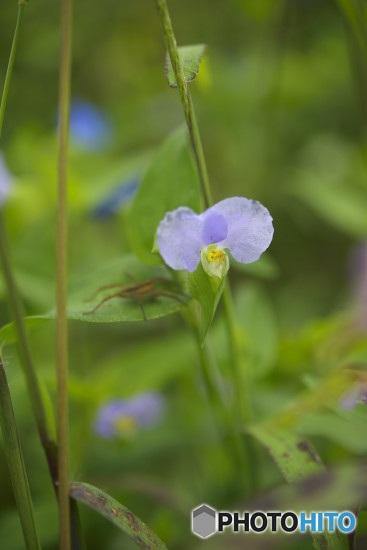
(86, 283, 127, 302)
(125, 272, 138, 284)
(83, 291, 123, 315)
(158, 291, 188, 306)
(136, 297, 147, 321)
(161, 287, 189, 299)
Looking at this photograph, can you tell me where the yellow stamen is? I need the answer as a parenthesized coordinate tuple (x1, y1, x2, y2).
(207, 249, 225, 263)
(114, 415, 136, 436)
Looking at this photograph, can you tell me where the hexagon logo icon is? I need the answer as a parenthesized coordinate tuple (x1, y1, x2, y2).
(192, 504, 217, 539)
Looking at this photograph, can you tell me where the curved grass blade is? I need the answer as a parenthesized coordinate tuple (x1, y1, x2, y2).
(165, 44, 206, 88)
(0, 356, 41, 550)
(70, 482, 168, 550)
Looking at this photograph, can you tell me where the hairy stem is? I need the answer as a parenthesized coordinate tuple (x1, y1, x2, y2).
(57, 0, 73, 546)
(0, 355, 42, 550)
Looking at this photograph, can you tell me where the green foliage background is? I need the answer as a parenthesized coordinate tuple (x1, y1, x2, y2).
(1, 0, 367, 549)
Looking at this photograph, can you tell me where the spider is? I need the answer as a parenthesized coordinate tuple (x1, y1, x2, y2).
(83, 273, 189, 321)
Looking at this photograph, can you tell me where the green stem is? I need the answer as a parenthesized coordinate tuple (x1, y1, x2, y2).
(0, 0, 57, 486)
(195, 331, 249, 473)
(0, 355, 42, 550)
(154, 0, 213, 208)
(222, 283, 253, 421)
(154, 0, 253, 425)
(0, 2, 25, 139)
(0, 216, 58, 481)
(57, 0, 72, 547)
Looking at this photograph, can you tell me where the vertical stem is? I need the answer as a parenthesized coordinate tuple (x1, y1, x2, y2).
(0, 216, 58, 482)
(57, 0, 72, 547)
(0, 0, 58, 484)
(154, 0, 213, 208)
(222, 284, 253, 421)
(154, 0, 253, 425)
(0, 355, 42, 550)
(0, 2, 25, 139)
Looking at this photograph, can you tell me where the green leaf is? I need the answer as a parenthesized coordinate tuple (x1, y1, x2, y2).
(0, 256, 190, 342)
(0, 357, 41, 550)
(249, 424, 325, 483)
(253, 462, 366, 533)
(165, 44, 206, 88)
(188, 262, 225, 345)
(129, 127, 201, 265)
(70, 482, 168, 550)
(297, 409, 367, 455)
(66, 255, 190, 323)
(249, 425, 348, 550)
(0, 316, 48, 346)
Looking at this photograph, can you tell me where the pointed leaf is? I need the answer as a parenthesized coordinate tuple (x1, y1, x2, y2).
(70, 482, 168, 550)
(129, 126, 201, 265)
(249, 424, 348, 550)
(188, 262, 225, 344)
(165, 44, 207, 88)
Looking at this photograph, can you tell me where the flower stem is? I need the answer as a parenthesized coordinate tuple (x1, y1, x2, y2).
(0, 2, 25, 140)
(154, 0, 213, 209)
(154, 0, 253, 425)
(57, 0, 73, 546)
(0, 355, 42, 550)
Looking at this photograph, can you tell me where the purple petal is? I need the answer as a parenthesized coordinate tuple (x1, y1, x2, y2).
(129, 392, 165, 427)
(157, 207, 204, 271)
(215, 197, 274, 263)
(94, 400, 130, 438)
(200, 209, 228, 245)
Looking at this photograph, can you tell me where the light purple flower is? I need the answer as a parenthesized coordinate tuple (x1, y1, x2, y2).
(0, 152, 12, 208)
(94, 392, 165, 439)
(339, 385, 367, 410)
(157, 197, 274, 277)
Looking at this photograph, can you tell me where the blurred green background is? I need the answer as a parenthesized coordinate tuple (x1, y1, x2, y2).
(1, 0, 367, 548)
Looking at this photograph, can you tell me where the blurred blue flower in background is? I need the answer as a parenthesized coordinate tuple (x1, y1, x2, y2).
(69, 99, 112, 150)
(0, 152, 12, 208)
(91, 176, 139, 220)
(94, 392, 165, 439)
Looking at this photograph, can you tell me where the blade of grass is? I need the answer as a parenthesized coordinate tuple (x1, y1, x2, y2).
(0, 355, 42, 550)
(0, 1, 25, 138)
(0, 0, 58, 488)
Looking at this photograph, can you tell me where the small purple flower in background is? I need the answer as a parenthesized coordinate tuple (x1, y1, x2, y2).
(94, 392, 165, 439)
(0, 152, 12, 208)
(69, 99, 112, 151)
(157, 197, 273, 278)
(339, 384, 367, 410)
